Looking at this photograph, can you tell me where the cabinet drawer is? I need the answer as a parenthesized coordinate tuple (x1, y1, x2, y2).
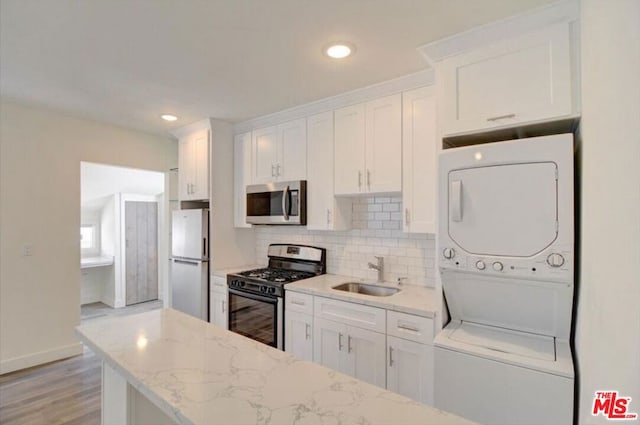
(285, 291, 314, 315)
(314, 296, 386, 333)
(387, 311, 433, 344)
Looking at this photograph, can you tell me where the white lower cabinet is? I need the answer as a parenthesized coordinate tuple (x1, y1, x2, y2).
(285, 311, 313, 362)
(209, 277, 228, 330)
(313, 317, 386, 388)
(286, 291, 434, 404)
(387, 335, 433, 405)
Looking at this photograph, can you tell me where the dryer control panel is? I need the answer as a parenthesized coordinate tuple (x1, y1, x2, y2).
(439, 244, 573, 283)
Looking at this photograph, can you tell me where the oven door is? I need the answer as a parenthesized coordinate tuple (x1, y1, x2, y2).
(228, 288, 283, 349)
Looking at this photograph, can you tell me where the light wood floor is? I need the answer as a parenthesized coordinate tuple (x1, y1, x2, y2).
(1, 300, 164, 424)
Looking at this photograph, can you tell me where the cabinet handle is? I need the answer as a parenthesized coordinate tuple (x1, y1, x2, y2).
(271, 164, 275, 177)
(221, 300, 226, 313)
(405, 208, 410, 225)
(486, 113, 516, 122)
(326, 209, 331, 225)
(347, 335, 353, 353)
(397, 324, 420, 333)
(276, 163, 281, 177)
(358, 171, 362, 190)
(338, 333, 343, 351)
(389, 346, 394, 367)
(305, 323, 311, 340)
(290, 299, 305, 306)
(367, 170, 371, 189)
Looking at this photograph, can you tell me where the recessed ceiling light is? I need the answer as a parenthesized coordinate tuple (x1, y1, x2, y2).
(324, 42, 355, 59)
(161, 114, 178, 122)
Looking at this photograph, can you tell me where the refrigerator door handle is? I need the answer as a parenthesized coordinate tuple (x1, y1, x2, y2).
(203, 237, 208, 259)
(173, 258, 200, 266)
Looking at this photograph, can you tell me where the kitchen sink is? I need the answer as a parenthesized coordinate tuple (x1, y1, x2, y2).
(332, 282, 400, 297)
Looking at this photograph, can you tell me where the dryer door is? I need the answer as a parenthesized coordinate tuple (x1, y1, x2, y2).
(448, 162, 557, 257)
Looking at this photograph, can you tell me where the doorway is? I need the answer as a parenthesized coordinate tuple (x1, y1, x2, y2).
(80, 162, 168, 319)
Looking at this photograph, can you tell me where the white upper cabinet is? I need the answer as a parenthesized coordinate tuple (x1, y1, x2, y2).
(306, 111, 351, 231)
(334, 94, 401, 196)
(402, 86, 437, 234)
(178, 128, 209, 201)
(439, 22, 575, 136)
(252, 119, 307, 184)
(233, 132, 252, 228)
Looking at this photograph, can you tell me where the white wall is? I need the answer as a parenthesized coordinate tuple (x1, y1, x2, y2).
(576, 1, 640, 423)
(0, 101, 177, 374)
(256, 196, 436, 286)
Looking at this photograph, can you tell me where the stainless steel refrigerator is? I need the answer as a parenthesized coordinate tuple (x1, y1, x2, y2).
(170, 209, 208, 320)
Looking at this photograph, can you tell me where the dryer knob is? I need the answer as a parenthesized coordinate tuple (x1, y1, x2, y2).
(492, 261, 504, 272)
(443, 248, 455, 259)
(475, 260, 486, 270)
(547, 253, 565, 267)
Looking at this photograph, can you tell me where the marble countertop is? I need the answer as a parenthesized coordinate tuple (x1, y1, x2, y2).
(76, 308, 471, 425)
(286, 274, 439, 318)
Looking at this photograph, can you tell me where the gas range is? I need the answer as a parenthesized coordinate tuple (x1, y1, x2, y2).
(226, 244, 326, 349)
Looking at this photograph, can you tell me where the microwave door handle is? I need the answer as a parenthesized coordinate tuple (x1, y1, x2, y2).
(451, 180, 463, 222)
(282, 185, 290, 221)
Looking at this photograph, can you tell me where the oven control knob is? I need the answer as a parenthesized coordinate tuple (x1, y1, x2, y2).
(260, 286, 267, 293)
(443, 248, 455, 259)
(269, 287, 276, 294)
(547, 253, 565, 267)
(231, 280, 238, 287)
(475, 260, 486, 270)
(492, 261, 504, 272)
(240, 281, 245, 287)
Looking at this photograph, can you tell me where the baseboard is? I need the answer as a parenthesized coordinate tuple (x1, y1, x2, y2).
(0, 342, 83, 375)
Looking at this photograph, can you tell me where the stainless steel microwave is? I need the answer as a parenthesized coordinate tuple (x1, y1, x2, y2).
(246, 181, 306, 225)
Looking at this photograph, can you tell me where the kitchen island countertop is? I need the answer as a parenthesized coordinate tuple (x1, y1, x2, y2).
(76, 308, 471, 425)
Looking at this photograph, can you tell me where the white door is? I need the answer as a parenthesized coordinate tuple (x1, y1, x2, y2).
(346, 325, 386, 388)
(334, 103, 365, 195)
(365, 94, 402, 193)
(125, 201, 158, 305)
(234, 132, 252, 228)
(285, 311, 313, 361)
(387, 336, 432, 405)
(210, 288, 228, 329)
(191, 129, 209, 200)
(448, 162, 558, 257)
(306, 111, 333, 230)
(313, 317, 346, 372)
(279, 118, 307, 181)
(252, 126, 279, 184)
(402, 87, 437, 234)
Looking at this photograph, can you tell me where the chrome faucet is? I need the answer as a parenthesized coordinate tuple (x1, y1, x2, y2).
(368, 256, 384, 283)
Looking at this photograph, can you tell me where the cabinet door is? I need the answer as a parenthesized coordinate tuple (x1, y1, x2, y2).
(234, 132, 252, 228)
(402, 87, 437, 234)
(285, 311, 313, 361)
(252, 126, 279, 184)
(210, 288, 228, 330)
(346, 325, 387, 388)
(191, 129, 210, 200)
(278, 118, 307, 181)
(334, 103, 366, 195)
(306, 112, 333, 230)
(178, 137, 193, 201)
(440, 23, 572, 136)
(365, 94, 402, 193)
(387, 335, 432, 405)
(313, 317, 347, 373)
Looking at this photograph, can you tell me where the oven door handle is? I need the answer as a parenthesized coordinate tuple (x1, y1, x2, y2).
(228, 288, 278, 304)
(282, 185, 290, 221)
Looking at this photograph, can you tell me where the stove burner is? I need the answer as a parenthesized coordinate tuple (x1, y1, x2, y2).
(238, 267, 316, 283)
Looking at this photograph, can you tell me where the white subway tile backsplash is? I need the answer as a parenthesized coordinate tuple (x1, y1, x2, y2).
(255, 196, 436, 287)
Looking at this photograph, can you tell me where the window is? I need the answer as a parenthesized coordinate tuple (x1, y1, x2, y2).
(80, 224, 99, 255)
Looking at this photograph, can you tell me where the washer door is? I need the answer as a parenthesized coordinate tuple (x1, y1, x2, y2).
(448, 162, 558, 257)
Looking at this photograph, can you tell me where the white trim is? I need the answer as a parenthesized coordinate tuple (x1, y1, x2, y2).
(417, 0, 579, 65)
(169, 118, 213, 140)
(0, 342, 82, 375)
(233, 69, 434, 134)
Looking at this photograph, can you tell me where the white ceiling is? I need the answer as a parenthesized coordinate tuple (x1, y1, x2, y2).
(1, 0, 554, 136)
(81, 162, 164, 211)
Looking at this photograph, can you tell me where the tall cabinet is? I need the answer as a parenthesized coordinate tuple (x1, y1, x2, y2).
(234, 132, 252, 228)
(402, 86, 437, 234)
(178, 128, 210, 201)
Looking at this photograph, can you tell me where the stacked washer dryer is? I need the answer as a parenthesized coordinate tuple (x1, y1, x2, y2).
(434, 134, 575, 425)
